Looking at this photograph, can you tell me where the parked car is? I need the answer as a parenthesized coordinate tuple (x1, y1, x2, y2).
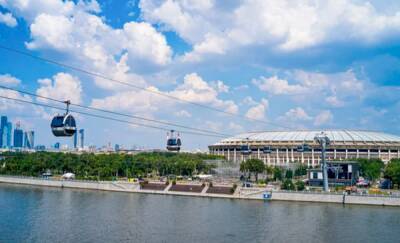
(356, 178, 370, 187)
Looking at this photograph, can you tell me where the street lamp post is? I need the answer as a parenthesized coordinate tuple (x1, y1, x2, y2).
(314, 132, 331, 192)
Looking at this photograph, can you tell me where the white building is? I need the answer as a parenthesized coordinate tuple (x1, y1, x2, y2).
(209, 130, 400, 167)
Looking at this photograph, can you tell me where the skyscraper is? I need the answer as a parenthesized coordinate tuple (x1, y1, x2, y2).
(6, 121, 12, 148)
(0, 116, 7, 147)
(13, 122, 23, 148)
(74, 131, 78, 149)
(24, 131, 34, 149)
(79, 129, 84, 148)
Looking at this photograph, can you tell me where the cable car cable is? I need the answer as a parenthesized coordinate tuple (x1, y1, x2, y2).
(0, 85, 232, 137)
(0, 95, 227, 138)
(0, 44, 292, 130)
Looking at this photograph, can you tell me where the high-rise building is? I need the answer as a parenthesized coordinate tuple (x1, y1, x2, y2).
(79, 129, 84, 148)
(13, 122, 23, 148)
(54, 142, 60, 149)
(0, 115, 7, 147)
(6, 121, 12, 148)
(24, 131, 34, 149)
(74, 131, 78, 149)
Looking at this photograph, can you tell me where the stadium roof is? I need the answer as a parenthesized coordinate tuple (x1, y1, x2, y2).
(215, 130, 400, 144)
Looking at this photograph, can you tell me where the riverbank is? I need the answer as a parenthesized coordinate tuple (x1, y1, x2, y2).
(1, 175, 399, 206)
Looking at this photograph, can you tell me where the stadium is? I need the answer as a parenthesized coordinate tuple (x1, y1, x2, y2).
(209, 130, 400, 166)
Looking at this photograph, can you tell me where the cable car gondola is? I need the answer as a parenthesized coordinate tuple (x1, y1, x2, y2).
(51, 100, 77, 137)
(296, 144, 310, 152)
(241, 138, 252, 155)
(263, 146, 272, 154)
(166, 130, 181, 152)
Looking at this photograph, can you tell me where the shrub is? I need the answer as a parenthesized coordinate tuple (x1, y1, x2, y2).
(172, 180, 176, 185)
(295, 181, 305, 191)
(274, 167, 283, 181)
(285, 169, 293, 179)
(230, 187, 235, 194)
(165, 180, 170, 186)
(202, 182, 206, 187)
(209, 182, 213, 187)
(281, 179, 295, 190)
(232, 183, 238, 190)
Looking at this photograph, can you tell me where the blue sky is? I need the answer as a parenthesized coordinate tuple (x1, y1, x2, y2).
(0, 0, 399, 150)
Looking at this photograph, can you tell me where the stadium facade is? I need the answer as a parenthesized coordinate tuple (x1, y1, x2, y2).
(208, 130, 400, 166)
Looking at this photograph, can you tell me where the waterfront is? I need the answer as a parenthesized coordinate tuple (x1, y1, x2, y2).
(1, 184, 400, 243)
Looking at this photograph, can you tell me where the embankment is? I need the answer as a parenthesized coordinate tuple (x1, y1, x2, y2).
(1, 176, 399, 206)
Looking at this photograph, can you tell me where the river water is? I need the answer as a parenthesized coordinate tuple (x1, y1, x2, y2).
(1, 184, 399, 243)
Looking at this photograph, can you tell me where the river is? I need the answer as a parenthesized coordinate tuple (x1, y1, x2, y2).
(1, 183, 399, 243)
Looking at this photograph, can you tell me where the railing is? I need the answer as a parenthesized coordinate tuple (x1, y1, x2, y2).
(0, 174, 138, 184)
(273, 189, 400, 198)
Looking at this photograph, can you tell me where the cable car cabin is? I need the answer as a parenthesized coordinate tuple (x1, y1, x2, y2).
(51, 114, 77, 137)
(297, 144, 310, 152)
(263, 146, 272, 154)
(166, 138, 181, 152)
(241, 145, 252, 155)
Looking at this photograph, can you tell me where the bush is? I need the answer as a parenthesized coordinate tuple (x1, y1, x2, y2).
(295, 181, 305, 191)
(202, 182, 206, 187)
(165, 180, 170, 185)
(281, 179, 295, 190)
(230, 187, 235, 194)
(294, 165, 308, 177)
(285, 169, 293, 179)
(274, 167, 283, 181)
(209, 182, 213, 187)
(232, 183, 237, 190)
(172, 180, 176, 185)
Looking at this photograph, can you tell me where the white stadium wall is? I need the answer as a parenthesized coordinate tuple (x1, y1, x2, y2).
(208, 130, 400, 166)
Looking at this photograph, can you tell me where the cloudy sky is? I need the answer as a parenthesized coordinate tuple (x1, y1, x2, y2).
(0, 0, 399, 150)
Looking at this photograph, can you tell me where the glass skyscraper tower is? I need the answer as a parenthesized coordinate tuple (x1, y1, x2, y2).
(24, 131, 34, 149)
(13, 122, 23, 148)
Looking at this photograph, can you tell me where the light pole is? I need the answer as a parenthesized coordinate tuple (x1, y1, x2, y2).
(314, 132, 330, 192)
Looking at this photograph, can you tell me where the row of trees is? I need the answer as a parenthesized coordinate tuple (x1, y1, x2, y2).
(385, 159, 400, 188)
(240, 158, 400, 188)
(0, 152, 220, 180)
(357, 158, 400, 188)
(240, 159, 308, 182)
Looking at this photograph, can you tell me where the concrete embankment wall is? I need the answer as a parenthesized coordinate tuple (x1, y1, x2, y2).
(345, 194, 400, 206)
(0, 176, 140, 192)
(271, 191, 344, 203)
(1, 176, 400, 206)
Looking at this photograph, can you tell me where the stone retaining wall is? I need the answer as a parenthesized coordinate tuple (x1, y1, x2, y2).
(1, 176, 400, 206)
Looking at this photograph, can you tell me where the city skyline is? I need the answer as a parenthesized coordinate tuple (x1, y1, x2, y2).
(0, 1, 399, 149)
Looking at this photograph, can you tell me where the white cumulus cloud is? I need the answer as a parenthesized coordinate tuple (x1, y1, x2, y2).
(0, 12, 17, 27)
(36, 72, 82, 104)
(314, 110, 333, 126)
(245, 98, 268, 120)
(0, 74, 21, 86)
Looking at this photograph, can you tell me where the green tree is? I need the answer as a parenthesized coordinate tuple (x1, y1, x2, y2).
(357, 158, 384, 181)
(285, 169, 293, 179)
(295, 181, 305, 191)
(281, 179, 295, 190)
(265, 165, 274, 181)
(294, 165, 307, 177)
(273, 167, 283, 181)
(240, 161, 249, 180)
(384, 159, 400, 189)
(247, 159, 265, 182)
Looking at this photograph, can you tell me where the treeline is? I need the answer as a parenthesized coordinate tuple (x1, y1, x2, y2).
(0, 152, 221, 180)
(240, 159, 308, 182)
(356, 158, 400, 187)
